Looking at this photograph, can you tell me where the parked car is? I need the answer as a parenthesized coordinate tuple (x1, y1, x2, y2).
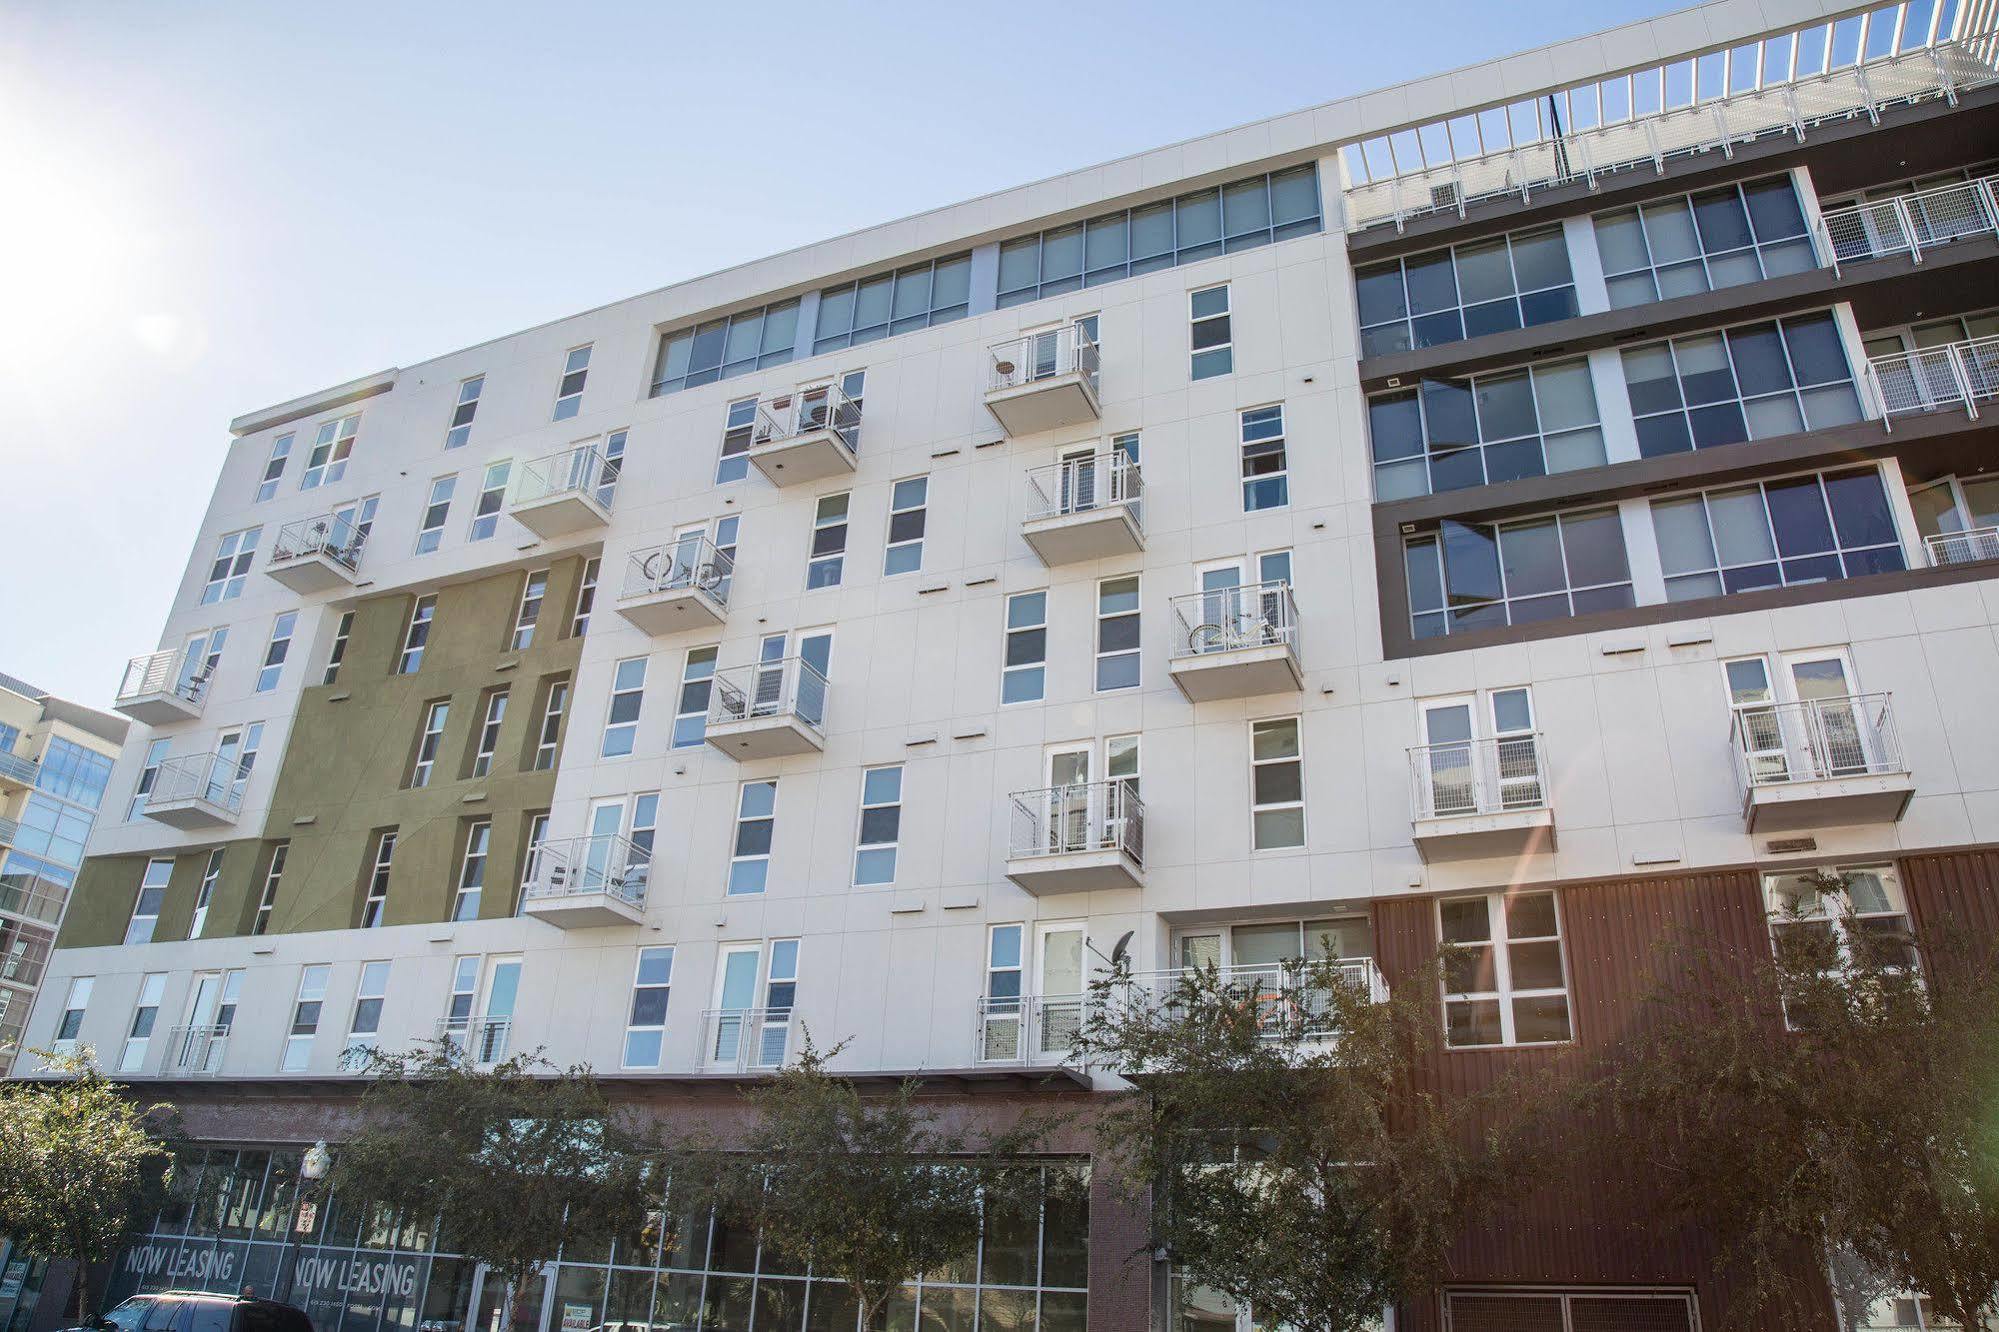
(69, 1290, 313, 1332)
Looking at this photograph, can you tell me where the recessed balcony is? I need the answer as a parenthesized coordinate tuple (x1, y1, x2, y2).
(986, 325, 1101, 437)
(1167, 582, 1303, 702)
(142, 752, 247, 830)
(1731, 694, 1914, 833)
(266, 511, 368, 594)
(1020, 453, 1144, 565)
(1817, 174, 1999, 273)
(615, 536, 733, 634)
(113, 650, 210, 726)
(519, 833, 650, 928)
(701, 1006, 794, 1073)
(1925, 526, 1999, 567)
(1408, 735, 1556, 863)
(1004, 780, 1144, 895)
(705, 657, 827, 760)
(1866, 335, 1999, 425)
(746, 385, 861, 485)
(509, 444, 616, 538)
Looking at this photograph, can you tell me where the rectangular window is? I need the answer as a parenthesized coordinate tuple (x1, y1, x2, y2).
(454, 821, 491, 922)
(200, 526, 261, 604)
(522, 812, 550, 895)
(119, 973, 166, 1074)
(814, 254, 971, 353)
(398, 595, 437, 674)
(807, 493, 849, 589)
(602, 657, 648, 757)
(344, 961, 391, 1069)
(300, 414, 358, 489)
(652, 300, 801, 396)
(1594, 175, 1815, 309)
(511, 569, 549, 650)
(1405, 507, 1634, 639)
(445, 375, 484, 449)
(410, 701, 449, 788)
(255, 433, 293, 502)
(1191, 285, 1233, 379)
(553, 344, 592, 420)
(534, 677, 569, 770)
(1651, 465, 1904, 601)
(445, 955, 479, 1049)
(1354, 223, 1579, 356)
(468, 460, 511, 541)
(853, 765, 903, 886)
(323, 611, 354, 685)
(1239, 405, 1287, 510)
(53, 976, 92, 1053)
(125, 859, 171, 945)
(571, 557, 600, 637)
(728, 780, 777, 895)
(622, 946, 675, 1068)
(361, 831, 396, 928)
(1440, 890, 1572, 1047)
(281, 964, 331, 1072)
(1622, 312, 1863, 457)
(717, 397, 757, 484)
(672, 646, 718, 748)
(415, 475, 457, 554)
(883, 477, 928, 575)
(472, 688, 508, 778)
(254, 843, 286, 935)
(255, 611, 297, 692)
(1096, 575, 1141, 691)
(129, 738, 170, 820)
(1250, 717, 1305, 849)
(190, 848, 224, 938)
(595, 428, 628, 507)
(1764, 864, 1914, 972)
(1368, 358, 1606, 500)
(1002, 591, 1048, 704)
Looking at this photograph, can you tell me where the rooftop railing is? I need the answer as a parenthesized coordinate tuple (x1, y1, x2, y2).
(702, 1007, 794, 1072)
(1169, 581, 1298, 659)
(270, 511, 369, 573)
(1925, 526, 1999, 566)
(1865, 335, 1999, 424)
(146, 752, 249, 814)
(708, 657, 827, 733)
(1730, 693, 1905, 790)
(1816, 174, 1999, 273)
(519, 833, 652, 909)
(517, 444, 618, 508)
(116, 650, 210, 710)
(1022, 453, 1143, 527)
(989, 324, 1099, 395)
(1008, 779, 1144, 864)
(753, 384, 861, 451)
(1409, 734, 1551, 819)
(622, 535, 734, 608)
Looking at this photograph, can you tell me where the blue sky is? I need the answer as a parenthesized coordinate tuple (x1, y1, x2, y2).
(0, 0, 1677, 707)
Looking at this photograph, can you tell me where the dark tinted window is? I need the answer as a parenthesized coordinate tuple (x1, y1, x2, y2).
(183, 1302, 231, 1332)
(236, 1303, 313, 1332)
(140, 1298, 187, 1332)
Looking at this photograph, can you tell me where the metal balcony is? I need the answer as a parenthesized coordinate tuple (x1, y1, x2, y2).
(974, 994, 1087, 1064)
(705, 657, 827, 760)
(113, 649, 210, 725)
(518, 834, 650, 928)
(142, 752, 248, 829)
(159, 1025, 230, 1077)
(1730, 693, 1914, 832)
(986, 325, 1101, 436)
(1866, 336, 1999, 426)
(701, 1007, 794, 1072)
(510, 444, 616, 538)
(1816, 175, 1999, 274)
(437, 1016, 512, 1065)
(1168, 581, 1303, 702)
(267, 511, 369, 594)
(1408, 735, 1556, 863)
(1005, 779, 1144, 895)
(615, 536, 733, 634)
(1020, 453, 1144, 565)
(746, 385, 861, 485)
(1925, 526, 1999, 567)
(0, 750, 35, 798)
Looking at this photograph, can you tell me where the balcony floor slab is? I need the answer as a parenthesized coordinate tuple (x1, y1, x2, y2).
(1743, 773, 1916, 833)
(616, 587, 727, 634)
(1169, 645, 1303, 702)
(1004, 850, 1143, 895)
(510, 492, 610, 539)
(706, 715, 825, 760)
(986, 375, 1100, 436)
(747, 432, 856, 485)
(1412, 806, 1555, 864)
(1022, 506, 1144, 565)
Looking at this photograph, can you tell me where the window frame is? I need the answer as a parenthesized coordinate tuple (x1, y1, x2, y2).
(883, 476, 928, 576)
(1239, 404, 1287, 510)
(534, 677, 569, 770)
(1095, 575, 1141, 692)
(1354, 222, 1581, 357)
(601, 657, 648, 758)
(716, 397, 758, 484)
(1594, 174, 1817, 309)
(360, 831, 396, 929)
(445, 375, 484, 449)
(1249, 717, 1306, 851)
(410, 701, 449, 788)
(814, 254, 973, 353)
(1367, 356, 1607, 500)
(1650, 463, 1905, 602)
(119, 972, 167, 1074)
(281, 964, 331, 1072)
(807, 492, 850, 590)
(1437, 889, 1573, 1049)
(190, 848, 225, 939)
(553, 344, 592, 420)
(255, 611, 297, 693)
(200, 526, 262, 604)
(1405, 505, 1635, 640)
(727, 780, 777, 896)
(453, 821, 491, 922)
(255, 433, 293, 502)
(344, 960, 392, 1069)
(53, 976, 92, 1052)
(1002, 591, 1048, 705)
(253, 843, 287, 936)
(852, 765, 904, 886)
(323, 611, 354, 685)
(622, 945, 675, 1069)
(671, 645, 719, 750)
(570, 557, 600, 637)
(1621, 310, 1862, 459)
(467, 460, 512, 541)
(471, 688, 509, 779)
(652, 301, 803, 396)
(511, 569, 549, 650)
(1191, 284, 1234, 380)
(299, 414, 358, 490)
(414, 475, 457, 554)
(125, 859, 171, 946)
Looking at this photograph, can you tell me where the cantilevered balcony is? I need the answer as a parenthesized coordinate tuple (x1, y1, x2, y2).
(509, 444, 616, 538)
(746, 385, 861, 485)
(518, 833, 650, 928)
(615, 536, 734, 633)
(702, 1006, 794, 1072)
(1817, 175, 1999, 273)
(142, 752, 247, 830)
(1168, 582, 1303, 702)
(1866, 336, 1999, 425)
(1005, 780, 1144, 895)
(1408, 735, 1556, 863)
(1925, 527, 1999, 567)
(705, 657, 827, 760)
(1020, 453, 1143, 565)
(974, 994, 1086, 1064)
(1731, 694, 1914, 833)
(266, 511, 369, 593)
(114, 650, 209, 726)
(986, 325, 1101, 436)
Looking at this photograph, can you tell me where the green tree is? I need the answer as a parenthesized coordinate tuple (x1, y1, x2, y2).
(1070, 952, 1544, 1332)
(0, 1049, 175, 1319)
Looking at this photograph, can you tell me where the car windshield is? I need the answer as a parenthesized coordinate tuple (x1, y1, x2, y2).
(100, 1299, 153, 1332)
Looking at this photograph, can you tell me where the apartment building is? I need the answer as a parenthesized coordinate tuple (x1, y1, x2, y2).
(18, 0, 1999, 1327)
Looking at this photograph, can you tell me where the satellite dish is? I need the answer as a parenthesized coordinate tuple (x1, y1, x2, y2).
(1109, 930, 1134, 967)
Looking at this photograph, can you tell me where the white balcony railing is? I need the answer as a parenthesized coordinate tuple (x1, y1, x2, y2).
(116, 649, 210, 711)
(1865, 336, 1999, 425)
(147, 753, 249, 815)
(1022, 454, 1143, 526)
(1925, 526, 1999, 566)
(1816, 175, 1999, 273)
(1124, 959, 1392, 1038)
(0, 750, 33, 788)
(519, 834, 651, 909)
(702, 1007, 794, 1072)
(437, 1016, 512, 1065)
(159, 1025, 230, 1077)
(989, 324, 1099, 395)
(622, 535, 734, 608)
(1730, 693, 1905, 790)
(270, 511, 369, 573)
(707, 658, 828, 733)
(753, 384, 861, 450)
(0, 815, 18, 847)
(1409, 734, 1550, 819)
(974, 994, 1088, 1063)
(1169, 581, 1298, 658)
(517, 444, 619, 508)
(1008, 780, 1144, 864)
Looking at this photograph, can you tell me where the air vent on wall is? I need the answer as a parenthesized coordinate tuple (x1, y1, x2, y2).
(1430, 182, 1460, 211)
(1767, 836, 1819, 854)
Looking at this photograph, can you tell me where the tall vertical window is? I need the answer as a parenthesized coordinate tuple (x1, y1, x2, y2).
(1003, 591, 1048, 704)
(445, 375, 484, 449)
(570, 558, 600, 637)
(1096, 576, 1141, 691)
(410, 701, 449, 787)
(622, 946, 675, 1069)
(511, 570, 549, 650)
(323, 611, 354, 685)
(602, 657, 647, 757)
(1440, 890, 1572, 1047)
(300, 414, 358, 489)
(444, 956, 479, 1042)
(1240, 405, 1287, 510)
(415, 476, 456, 554)
(1250, 718, 1306, 849)
(281, 965, 331, 1072)
(534, 678, 569, 770)
(549, 344, 592, 420)
(986, 924, 1023, 1012)
(191, 849, 225, 938)
(454, 822, 491, 922)
(523, 813, 551, 893)
(883, 477, 928, 575)
(728, 780, 777, 895)
(344, 961, 391, 1068)
(254, 843, 287, 935)
(1190, 285, 1233, 379)
(361, 832, 396, 928)
(53, 977, 91, 1053)
(468, 460, 511, 541)
(853, 766, 903, 886)
(808, 493, 849, 589)
(717, 397, 757, 484)
(119, 973, 166, 1073)
(201, 527, 262, 604)
(672, 647, 718, 748)
(472, 689, 509, 778)
(234, 722, 265, 798)
(398, 595, 437, 674)
(596, 429, 628, 507)
(129, 739, 170, 820)
(125, 859, 171, 945)
(255, 433, 293, 502)
(256, 612, 297, 692)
